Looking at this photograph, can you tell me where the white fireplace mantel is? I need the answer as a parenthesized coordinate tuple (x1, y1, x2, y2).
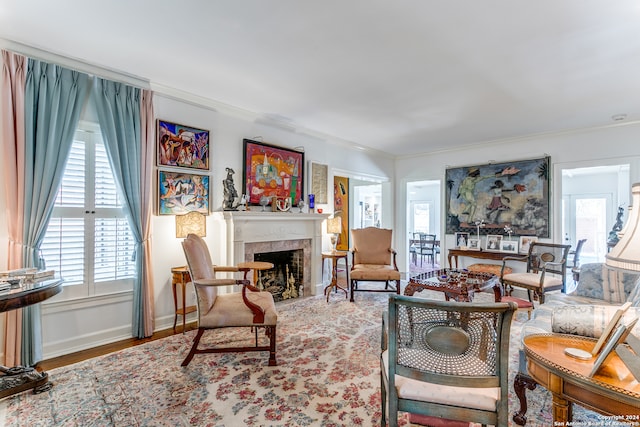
(212, 211, 330, 295)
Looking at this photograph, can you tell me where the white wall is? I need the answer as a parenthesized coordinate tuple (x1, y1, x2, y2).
(394, 122, 640, 271)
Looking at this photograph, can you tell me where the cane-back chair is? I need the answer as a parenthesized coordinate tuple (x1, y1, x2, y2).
(381, 295, 516, 426)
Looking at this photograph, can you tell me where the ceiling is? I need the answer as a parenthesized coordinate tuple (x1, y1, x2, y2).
(1, 0, 639, 157)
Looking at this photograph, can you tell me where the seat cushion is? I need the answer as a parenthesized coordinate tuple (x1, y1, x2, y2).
(468, 263, 512, 276)
(200, 290, 278, 328)
(503, 272, 563, 290)
(351, 264, 401, 281)
(381, 350, 499, 412)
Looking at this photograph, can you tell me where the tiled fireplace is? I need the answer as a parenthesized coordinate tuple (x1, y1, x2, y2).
(213, 211, 329, 296)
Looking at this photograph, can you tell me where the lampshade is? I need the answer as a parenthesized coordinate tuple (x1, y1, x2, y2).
(606, 182, 640, 271)
(327, 216, 342, 234)
(176, 212, 207, 238)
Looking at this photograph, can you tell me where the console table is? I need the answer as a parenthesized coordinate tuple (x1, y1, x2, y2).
(0, 277, 63, 398)
(447, 248, 525, 268)
(524, 333, 640, 424)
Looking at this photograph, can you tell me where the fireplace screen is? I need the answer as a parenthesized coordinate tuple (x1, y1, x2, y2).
(254, 249, 303, 301)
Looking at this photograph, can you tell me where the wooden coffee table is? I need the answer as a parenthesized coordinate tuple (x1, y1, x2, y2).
(523, 333, 640, 424)
(405, 268, 498, 301)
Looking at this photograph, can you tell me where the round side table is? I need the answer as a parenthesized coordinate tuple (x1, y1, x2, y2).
(322, 251, 349, 302)
(237, 261, 274, 288)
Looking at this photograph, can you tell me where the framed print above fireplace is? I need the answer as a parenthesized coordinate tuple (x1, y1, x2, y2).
(243, 139, 304, 206)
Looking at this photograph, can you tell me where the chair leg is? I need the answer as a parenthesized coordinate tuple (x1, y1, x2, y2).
(267, 325, 277, 366)
(181, 328, 205, 367)
(350, 279, 355, 302)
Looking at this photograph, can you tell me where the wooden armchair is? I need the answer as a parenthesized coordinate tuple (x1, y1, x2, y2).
(381, 295, 516, 426)
(181, 234, 278, 367)
(349, 227, 401, 302)
(500, 242, 571, 304)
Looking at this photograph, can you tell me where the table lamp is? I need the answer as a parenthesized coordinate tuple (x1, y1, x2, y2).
(327, 216, 342, 252)
(175, 211, 207, 238)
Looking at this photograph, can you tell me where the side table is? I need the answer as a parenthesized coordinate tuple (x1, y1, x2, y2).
(237, 261, 274, 288)
(322, 251, 349, 302)
(171, 266, 197, 333)
(523, 333, 640, 424)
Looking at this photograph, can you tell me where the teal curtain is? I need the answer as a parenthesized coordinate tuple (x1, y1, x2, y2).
(23, 59, 90, 365)
(92, 78, 148, 338)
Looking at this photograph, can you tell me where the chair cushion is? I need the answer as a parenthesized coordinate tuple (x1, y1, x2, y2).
(381, 350, 499, 412)
(501, 295, 533, 309)
(502, 272, 563, 290)
(200, 290, 278, 327)
(351, 264, 401, 281)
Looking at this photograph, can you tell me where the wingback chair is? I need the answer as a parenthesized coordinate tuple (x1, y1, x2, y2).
(349, 227, 401, 302)
(181, 234, 278, 366)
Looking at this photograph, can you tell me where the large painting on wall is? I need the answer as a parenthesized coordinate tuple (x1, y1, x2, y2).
(242, 139, 304, 206)
(445, 156, 550, 238)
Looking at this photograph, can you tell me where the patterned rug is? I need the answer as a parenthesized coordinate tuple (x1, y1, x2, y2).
(0, 290, 602, 426)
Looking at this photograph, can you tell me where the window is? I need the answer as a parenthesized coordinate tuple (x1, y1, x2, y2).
(41, 122, 136, 298)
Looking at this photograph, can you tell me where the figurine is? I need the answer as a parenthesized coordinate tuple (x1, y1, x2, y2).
(222, 167, 239, 210)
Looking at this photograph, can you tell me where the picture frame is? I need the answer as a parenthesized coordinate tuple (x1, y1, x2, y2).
(454, 232, 470, 248)
(243, 139, 304, 206)
(157, 119, 209, 170)
(309, 161, 328, 204)
(445, 156, 550, 237)
(519, 236, 538, 254)
(158, 170, 209, 215)
(500, 240, 518, 253)
(467, 238, 481, 251)
(485, 234, 503, 251)
(589, 317, 639, 377)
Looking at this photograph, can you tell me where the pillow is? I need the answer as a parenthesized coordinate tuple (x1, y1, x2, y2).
(551, 305, 640, 338)
(575, 263, 640, 303)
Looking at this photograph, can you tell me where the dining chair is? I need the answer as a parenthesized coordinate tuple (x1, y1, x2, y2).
(500, 242, 571, 304)
(381, 294, 517, 426)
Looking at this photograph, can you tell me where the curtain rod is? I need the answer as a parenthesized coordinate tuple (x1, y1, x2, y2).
(0, 38, 150, 90)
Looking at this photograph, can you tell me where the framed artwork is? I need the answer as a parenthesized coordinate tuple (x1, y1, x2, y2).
(467, 238, 481, 251)
(454, 232, 470, 248)
(485, 234, 503, 251)
(334, 175, 349, 251)
(500, 240, 518, 253)
(519, 236, 538, 254)
(242, 139, 304, 206)
(309, 161, 328, 204)
(445, 156, 550, 237)
(158, 170, 209, 215)
(157, 119, 209, 170)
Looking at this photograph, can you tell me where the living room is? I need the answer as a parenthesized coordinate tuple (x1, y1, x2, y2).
(1, 1, 640, 425)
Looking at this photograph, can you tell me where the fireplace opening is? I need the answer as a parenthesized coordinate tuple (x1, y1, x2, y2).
(254, 249, 303, 302)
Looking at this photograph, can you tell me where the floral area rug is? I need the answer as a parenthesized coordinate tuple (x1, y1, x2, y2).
(0, 289, 603, 426)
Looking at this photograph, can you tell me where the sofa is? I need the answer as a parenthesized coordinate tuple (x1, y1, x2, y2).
(513, 262, 640, 426)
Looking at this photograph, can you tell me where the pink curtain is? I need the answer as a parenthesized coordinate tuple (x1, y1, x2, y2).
(1, 50, 26, 366)
(139, 89, 155, 336)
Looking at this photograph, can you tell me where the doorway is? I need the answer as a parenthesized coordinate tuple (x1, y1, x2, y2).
(407, 180, 441, 275)
(561, 164, 630, 266)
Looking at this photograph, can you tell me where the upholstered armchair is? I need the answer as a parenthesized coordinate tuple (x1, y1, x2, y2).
(349, 227, 401, 302)
(512, 262, 640, 425)
(181, 234, 278, 367)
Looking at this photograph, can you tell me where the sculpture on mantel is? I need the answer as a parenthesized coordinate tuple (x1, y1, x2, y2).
(222, 167, 240, 210)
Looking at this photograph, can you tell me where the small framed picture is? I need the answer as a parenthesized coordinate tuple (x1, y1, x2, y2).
(519, 236, 538, 254)
(467, 238, 481, 251)
(454, 232, 470, 248)
(485, 234, 503, 251)
(500, 240, 518, 253)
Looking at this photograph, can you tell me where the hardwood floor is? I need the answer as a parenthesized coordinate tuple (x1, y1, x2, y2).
(35, 322, 198, 372)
